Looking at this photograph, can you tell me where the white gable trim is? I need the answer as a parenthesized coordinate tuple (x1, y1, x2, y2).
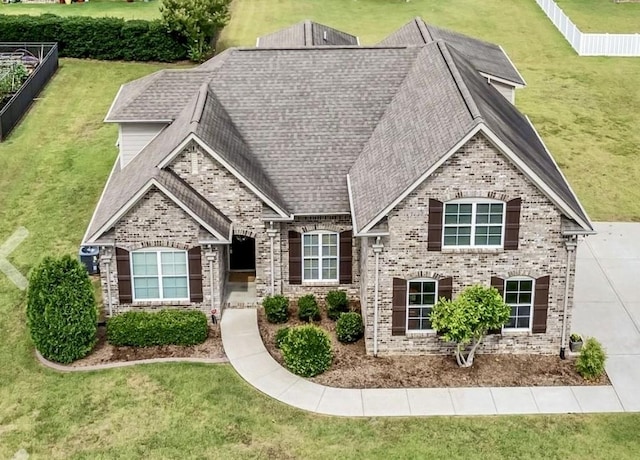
(359, 125, 483, 233)
(480, 72, 525, 89)
(82, 158, 120, 245)
(346, 173, 359, 234)
(103, 84, 125, 123)
(85, 179, 230, 244)
(478, 124, 593, 232)
(499, 45, 527, 87)
(157, 133, 291, 219)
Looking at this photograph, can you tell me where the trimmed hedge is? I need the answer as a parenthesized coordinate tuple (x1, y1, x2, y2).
(336, 312, 364, 343)
(27, 255, 97, 364)
(326, 290, 349, 320)
(263, 295, 289, 324)
(280, 325, 333, 377)
(297, 294, 320, 322)
(0, 14, 186, 62)
(107, 310, 208, 347)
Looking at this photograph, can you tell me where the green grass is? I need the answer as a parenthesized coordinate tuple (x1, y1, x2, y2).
(0, 1, 639, 457)
(0, 0, 160, 20)
(555, 0, 640, 33)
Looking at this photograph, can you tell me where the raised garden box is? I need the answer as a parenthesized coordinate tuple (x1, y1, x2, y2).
(0, 42, 58, 141)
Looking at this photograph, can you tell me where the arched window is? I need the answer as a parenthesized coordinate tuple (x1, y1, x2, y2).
(407, 278, 438, 331)
(302, 231, 339, 281)
(443, 199, 505, 248)
(131, 248, 189, 301)
(503, 277, 534, 330)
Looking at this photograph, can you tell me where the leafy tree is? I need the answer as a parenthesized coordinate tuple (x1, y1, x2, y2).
(27, 255, 97, 363)
(430, 285, 510, 368)
(160, 0, 231, 61)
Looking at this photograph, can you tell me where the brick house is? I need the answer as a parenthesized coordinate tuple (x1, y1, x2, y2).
(82, 19, 593, 356)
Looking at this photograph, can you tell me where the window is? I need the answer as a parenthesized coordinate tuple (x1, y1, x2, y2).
(503, 278, 534, 330)
(407, 279, 437, 331)
(443, 201, 504, 247)
(302, 232, 338, 281)
(131, 250, 189, 300)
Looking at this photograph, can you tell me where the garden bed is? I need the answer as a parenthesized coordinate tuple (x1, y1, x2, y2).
(69, 323, 225, 367)
(257, 307, 610, 388)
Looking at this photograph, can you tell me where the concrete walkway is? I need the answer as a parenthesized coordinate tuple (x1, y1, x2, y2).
(221, 222, 638, 416)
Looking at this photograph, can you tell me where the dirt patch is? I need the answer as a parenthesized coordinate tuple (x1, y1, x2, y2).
(70, 324, 225, 367)
(257, 307, 609, 388)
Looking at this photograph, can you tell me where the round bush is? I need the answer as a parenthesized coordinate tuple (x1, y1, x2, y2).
(27, 255, 97, 364)
(297, 294, 320, 322)
(326, 290, 349, 320)
(263, 295, 289, 324)
(576, 337, 607, 380)
(274, 326, 290, 349)
(280, 325, 333, 377)
(336, 312, 364, 343)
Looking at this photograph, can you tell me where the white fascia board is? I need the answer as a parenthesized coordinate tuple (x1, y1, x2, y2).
(479, 71, 525, 89)
(103, 84, 125, 122)
(479, 124, 593, 232)
(82, 158, 120, 244)
(106, 119, 173, 124)
(293, 212, 351, 217)
(499, 45, 527, 87)
(158, 133, 291, 220)
(359, 124, 483, 233)
(346, 173, 359, 234)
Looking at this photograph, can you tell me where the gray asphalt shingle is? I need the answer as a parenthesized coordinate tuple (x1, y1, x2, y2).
(257, 20, 359, 47)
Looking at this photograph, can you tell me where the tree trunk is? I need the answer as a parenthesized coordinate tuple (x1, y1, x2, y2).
(454, 335, 484, 368)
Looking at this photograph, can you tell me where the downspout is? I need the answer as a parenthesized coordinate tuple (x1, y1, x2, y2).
(105, 257, 113, 317)
(209, 253, 216, 319)
(372, 237, 384, 357)
(560, 236, 577, 359)
(266, 222, 277, 296)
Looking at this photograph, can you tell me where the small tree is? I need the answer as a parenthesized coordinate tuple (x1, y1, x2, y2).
(27, 255, 97, 364)
(160, 0, 231, 62)
(430, 285, 510, 368)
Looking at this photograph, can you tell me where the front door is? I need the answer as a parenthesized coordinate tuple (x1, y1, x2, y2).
(229, 235, 256, 271)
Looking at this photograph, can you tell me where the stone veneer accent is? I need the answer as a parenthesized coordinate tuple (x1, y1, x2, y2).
(362, 133, 577, 356)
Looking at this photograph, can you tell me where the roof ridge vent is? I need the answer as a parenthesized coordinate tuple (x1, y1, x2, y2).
(437, 42, 482, 120)
(190, 83, 209, 128)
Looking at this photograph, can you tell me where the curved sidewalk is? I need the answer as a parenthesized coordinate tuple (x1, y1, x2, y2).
(220, 309, 623, 417)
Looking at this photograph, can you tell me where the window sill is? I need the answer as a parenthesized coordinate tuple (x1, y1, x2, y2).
(406, 331, 437, 338)
(301, 280, 340, 287)
(129, 299, 192, 307)
(441, 247, 504, 254)
(500, 329, 531, 335)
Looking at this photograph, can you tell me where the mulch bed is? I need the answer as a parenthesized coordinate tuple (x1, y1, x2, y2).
(69, 324, 226, 367)
(257, 307, 610, 388)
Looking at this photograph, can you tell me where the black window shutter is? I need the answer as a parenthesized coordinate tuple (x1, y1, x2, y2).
(438, 277, 453, 301)
(188, 246, 203, 303)
(392, 278, 407, 336)
(532, 275, 550, 333)
(428, 199, 443, 251)
(288, 230, 302, 285)
(504, 198, 521, 250)
(339, 230, 353, 284)
(115, 247, 132, 304)
(489, 276, 505, 334)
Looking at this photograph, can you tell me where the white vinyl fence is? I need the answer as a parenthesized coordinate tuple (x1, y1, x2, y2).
(535, 0, 640, 56)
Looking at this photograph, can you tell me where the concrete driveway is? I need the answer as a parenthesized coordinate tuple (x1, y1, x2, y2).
(573, 222, 640, 411)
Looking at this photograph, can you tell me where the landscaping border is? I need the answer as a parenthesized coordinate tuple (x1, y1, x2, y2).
(35, 349, 229, 372)
(0, 42, 58, 141)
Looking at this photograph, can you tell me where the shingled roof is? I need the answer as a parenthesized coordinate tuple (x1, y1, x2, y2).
(379, 17, 526, 86)
(257, 20, 359, 47)
(85, 22, 592, 243)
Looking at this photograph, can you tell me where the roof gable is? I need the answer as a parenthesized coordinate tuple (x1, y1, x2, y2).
(257, 20, 359, 47)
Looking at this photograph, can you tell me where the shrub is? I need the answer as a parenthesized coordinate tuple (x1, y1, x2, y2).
(326, 290, 349, 320)
(263, 295, 289, 324)
(275, 327, 290, 349)
(107, 310, 208, 347)
(280, 325, 333, 377)
(0, 14, 187, 62)
(27, 255, 97, 364)
(336, 312, 364, 343)
(297, 294, 320, 322)
(576, 337, 607, 380)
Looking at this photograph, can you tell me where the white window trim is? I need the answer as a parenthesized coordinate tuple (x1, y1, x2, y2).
(442, 198, 506, 249)
(502, 276, 535, 333)
(131, 248, 190, 302)
(406, 278, 438, 333)
(302, 231, 339, 282)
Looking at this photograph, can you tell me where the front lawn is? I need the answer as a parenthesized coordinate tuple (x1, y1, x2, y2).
(555, 0, 640, 33)
(0, 0, 160, 20)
